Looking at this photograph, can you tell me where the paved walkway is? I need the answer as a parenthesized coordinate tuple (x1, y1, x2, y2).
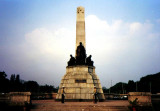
(30, 100, 130, 111)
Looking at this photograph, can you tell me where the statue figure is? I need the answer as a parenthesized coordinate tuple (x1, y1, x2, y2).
(86, 55, 94, 66)
(68, 54, 76, 66)
(76, 42, 86, 65)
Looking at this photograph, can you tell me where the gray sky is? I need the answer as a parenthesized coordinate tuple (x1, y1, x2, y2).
(0, 0, 160, 88)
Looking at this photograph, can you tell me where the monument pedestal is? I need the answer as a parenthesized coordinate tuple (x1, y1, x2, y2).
(56, 66, 105, 101)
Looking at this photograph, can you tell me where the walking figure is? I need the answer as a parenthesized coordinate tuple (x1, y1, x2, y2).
(94, 86, 97, 104)
(61, 86, 65, 103)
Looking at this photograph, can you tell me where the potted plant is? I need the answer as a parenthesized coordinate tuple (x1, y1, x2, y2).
(129, 98, 139, 111)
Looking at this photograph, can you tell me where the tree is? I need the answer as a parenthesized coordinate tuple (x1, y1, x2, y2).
(110, 82, 127, 94)
(102, 87, 108, 93)
(15, 75, 20, 83)
(127, 80, 135, 92)
(10, 74, 15, 82)
(9, 74, 23, 92)
(106, 72, 160, 94)
(0, 71, 7, 79)
(0, 71, 9, 92)
(24, 81, 39, 93)
(39, 85, 57, 93)
(138, 72, 160, 93)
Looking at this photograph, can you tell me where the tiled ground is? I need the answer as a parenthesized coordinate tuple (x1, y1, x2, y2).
(30, 100, 130, 111)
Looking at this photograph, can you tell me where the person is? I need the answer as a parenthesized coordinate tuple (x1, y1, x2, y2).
(61, 86, 65, 103)
(94, 86, 97, 104)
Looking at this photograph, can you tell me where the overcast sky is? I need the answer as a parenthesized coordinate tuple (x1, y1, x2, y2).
(0, 0, 160, 88)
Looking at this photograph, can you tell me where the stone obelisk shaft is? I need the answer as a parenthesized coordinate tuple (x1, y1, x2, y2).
(76, 6, 86, 54)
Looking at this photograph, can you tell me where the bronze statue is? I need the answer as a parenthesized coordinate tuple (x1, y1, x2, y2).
(86, 55, 94, 66)
(76, 42, 86, 65)
(67, 42, 94, 66)
(68, 55, 76, 66)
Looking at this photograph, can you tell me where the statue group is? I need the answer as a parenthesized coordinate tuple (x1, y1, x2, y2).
(68, 42, 94, 66)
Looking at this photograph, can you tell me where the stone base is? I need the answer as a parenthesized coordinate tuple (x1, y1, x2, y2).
(56, 65, 105, 101)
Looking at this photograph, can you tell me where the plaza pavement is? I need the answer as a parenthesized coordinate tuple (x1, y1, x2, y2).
(30, 100, 130, 111)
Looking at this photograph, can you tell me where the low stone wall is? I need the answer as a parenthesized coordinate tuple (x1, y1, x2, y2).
(9, 92, 31, 106)
(31, 93, 57, 100)
(42, 93, 57, 99)
(104, 93, 114, 99)
(0, 93, 10, 103)
(128, 92, 151, 106)
(51, 93, 57, 99)
(0, 92, 31, 106)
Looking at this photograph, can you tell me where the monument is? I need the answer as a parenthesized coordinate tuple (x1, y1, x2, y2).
(56, 6, 105, 101)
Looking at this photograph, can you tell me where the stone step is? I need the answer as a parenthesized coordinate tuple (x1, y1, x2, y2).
(30, 100, 130, 111)
(31, 109, 128, 111)
(30, 106, 129, 111)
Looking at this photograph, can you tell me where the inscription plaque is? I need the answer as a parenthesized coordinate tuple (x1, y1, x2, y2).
(75, 79, 86, 83)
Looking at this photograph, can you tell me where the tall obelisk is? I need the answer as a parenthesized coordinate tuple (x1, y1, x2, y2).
(56, 6, 105, 102)
(76, 6, 86, 52)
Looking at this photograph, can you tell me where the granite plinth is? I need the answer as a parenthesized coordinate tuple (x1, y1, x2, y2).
(56, 66, 105, 101)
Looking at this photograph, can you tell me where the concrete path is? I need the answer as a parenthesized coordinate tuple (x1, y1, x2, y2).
(30, 100, 130, 111)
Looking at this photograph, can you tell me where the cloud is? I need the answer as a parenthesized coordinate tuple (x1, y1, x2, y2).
(0, 15, 160, 88)
(0, 27, 75, 86)
(25, 28, 75, 59)
(85, 15, 160, 87)
(21, 27, 76, 85)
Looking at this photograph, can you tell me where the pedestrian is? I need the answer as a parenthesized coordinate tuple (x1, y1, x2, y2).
(61, 86, 65, 103)
(94, 86, 97, 104)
